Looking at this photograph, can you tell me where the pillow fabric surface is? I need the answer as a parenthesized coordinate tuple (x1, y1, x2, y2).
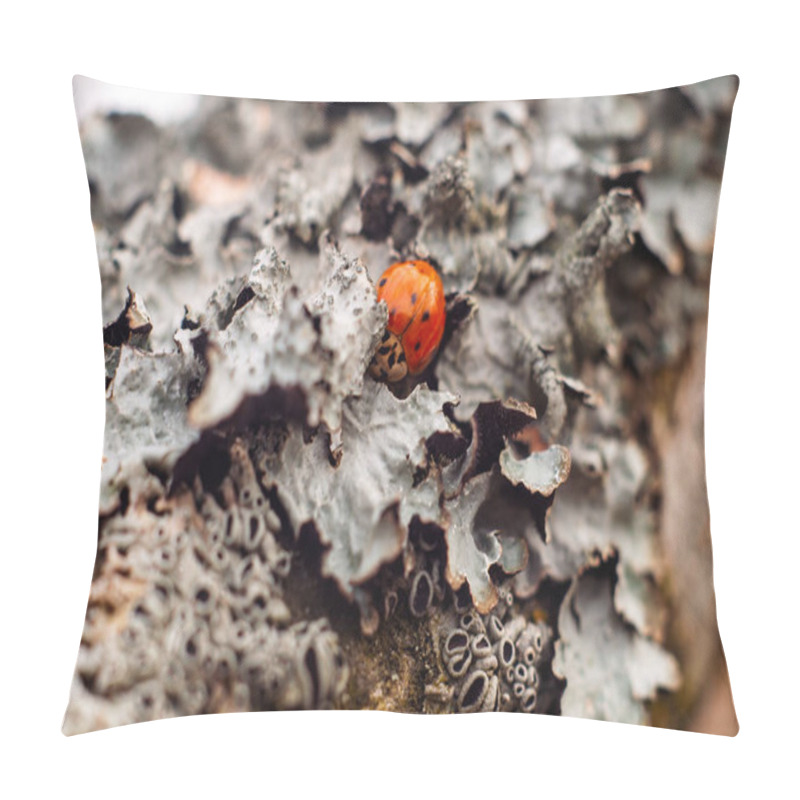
(65, 75, 738, 734)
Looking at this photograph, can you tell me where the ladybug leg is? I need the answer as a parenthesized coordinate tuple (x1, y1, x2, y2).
(368, 331, 408, 383)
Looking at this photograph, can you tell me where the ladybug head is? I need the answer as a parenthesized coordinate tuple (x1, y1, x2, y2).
(368, 329, 408, 383)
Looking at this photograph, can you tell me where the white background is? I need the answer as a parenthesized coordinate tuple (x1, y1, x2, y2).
(2, 1, 797, 797)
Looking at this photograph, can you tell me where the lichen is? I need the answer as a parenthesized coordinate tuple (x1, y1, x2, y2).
(253, 380, 457, 599)
(64, 441, 347, 734)
(426, 594, 559, 715)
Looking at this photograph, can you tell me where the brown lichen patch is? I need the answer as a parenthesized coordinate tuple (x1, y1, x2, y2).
(338, 608, 439, 712)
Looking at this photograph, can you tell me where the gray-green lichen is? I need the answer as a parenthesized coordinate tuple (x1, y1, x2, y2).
(255, 380, 457, 599)
(553, 566, 680, 724)
(185, 242, 387, 438)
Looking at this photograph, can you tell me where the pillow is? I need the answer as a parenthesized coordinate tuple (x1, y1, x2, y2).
(64, 75, 738, 734)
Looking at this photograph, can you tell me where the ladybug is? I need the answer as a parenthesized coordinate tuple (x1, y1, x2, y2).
(369, 260, 446, 383)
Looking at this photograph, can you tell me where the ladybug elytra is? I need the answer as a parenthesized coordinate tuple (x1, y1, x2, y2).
(369, 260, 445, 383)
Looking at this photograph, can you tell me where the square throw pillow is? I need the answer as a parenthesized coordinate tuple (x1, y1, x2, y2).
(64, 75, 738, 734)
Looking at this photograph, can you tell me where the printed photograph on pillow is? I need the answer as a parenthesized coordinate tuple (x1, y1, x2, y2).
(64, 75, 738, 734)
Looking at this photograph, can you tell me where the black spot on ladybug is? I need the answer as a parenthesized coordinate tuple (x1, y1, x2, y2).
(414, 342, 421, 351)
(380, 368, 388, 379)
(390, 307, 397, 317)
(379, 279, 387, 287)
(399, 352, 406, 363)
(388, 352, 396, 367)
(378, 345, 391, 355)
(411, 292, 417, 305)
(382, 330, 390, 342)
(422, 311, 430, 322)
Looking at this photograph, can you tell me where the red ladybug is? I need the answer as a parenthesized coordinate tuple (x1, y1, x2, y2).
(369, 260, 446, 382)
